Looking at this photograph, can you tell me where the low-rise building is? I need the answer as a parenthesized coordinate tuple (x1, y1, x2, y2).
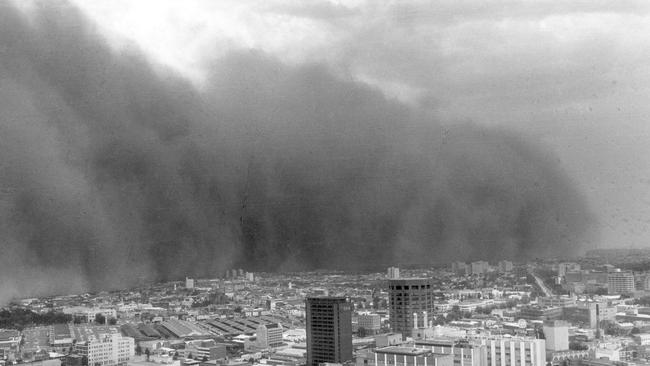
(471, 262, 490, 276)
(415, 339, 485, 366)
(356, 346, 454, 366)
(256, 323, 283, 348)
(538, 296, 576, 308)
(73, 333, 134, 366)
(543, 320, 569, 352)
(518, 306, 563, 322)
(62, 307, 117, 323)
(479, 337, 546, 366)
(498, 261, 514, 273)
(563, 302, 615, 329)
(0, 330, 20, 352)
(634, 333, 650, 345)
(415, 336, 546, 366)
(185, 340, 227, 360)
(607, 271, 635, 295)
(358, 314, 381, 335)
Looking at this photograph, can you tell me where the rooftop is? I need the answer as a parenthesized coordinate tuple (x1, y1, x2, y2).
(374, 347, 431, 356)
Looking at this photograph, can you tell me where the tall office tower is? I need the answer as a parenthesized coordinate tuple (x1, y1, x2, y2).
(607, 270, 635, 294)
(388, 278, 434, 337)
(387, 267, 400, 279)
(306, 297, 353, 366)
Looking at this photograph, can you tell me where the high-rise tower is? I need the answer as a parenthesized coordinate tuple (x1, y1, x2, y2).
(306, 297, 353, 366)
(388, 278, 434, 337)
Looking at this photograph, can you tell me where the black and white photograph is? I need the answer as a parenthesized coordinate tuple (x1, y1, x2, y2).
(1, 1, 649, 366)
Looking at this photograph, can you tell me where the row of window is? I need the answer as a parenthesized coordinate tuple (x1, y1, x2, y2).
(389, 284, 432, 290)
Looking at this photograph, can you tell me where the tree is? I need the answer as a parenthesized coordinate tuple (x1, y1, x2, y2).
(202, 356, 208, 362)
(601, 320, 625, 336)
(135, 344, 142, 356)
(631, 327, 641, 335)
(594, 287, 608, 295)
(145, 348, 150, 361)
(637, 296, 650, 306)
(569, 341, 589, 351)
(94, 313, 106, 325)
(81, 356, 88, 366)
(173, 352, 179, 361)
(108, 317, 117, 325)
(188, 352, 193, 360)
(0, 308, 72, 330)
(357, 327, 367, 337)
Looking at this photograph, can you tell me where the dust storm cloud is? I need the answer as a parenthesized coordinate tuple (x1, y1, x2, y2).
(0, 1, 593, 302)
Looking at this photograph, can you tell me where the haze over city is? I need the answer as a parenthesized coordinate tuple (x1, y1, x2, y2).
(1, 0, 650, 303)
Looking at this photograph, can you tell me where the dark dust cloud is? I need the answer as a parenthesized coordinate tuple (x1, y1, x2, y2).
(0, 1, 593, 302)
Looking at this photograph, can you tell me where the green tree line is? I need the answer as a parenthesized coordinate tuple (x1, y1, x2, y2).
(0, 308, 72, 330)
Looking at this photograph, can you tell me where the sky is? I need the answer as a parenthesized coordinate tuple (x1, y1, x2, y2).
(0, 0, 648, 302)
(71, 0, 650, 250)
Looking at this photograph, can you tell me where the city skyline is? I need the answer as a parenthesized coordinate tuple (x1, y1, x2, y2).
(3, 3, 650, 366)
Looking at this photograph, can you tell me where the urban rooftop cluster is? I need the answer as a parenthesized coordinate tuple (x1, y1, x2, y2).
(2, 249, 650, 366)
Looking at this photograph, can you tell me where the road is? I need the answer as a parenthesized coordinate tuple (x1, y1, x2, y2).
(530, 270, 553, 297)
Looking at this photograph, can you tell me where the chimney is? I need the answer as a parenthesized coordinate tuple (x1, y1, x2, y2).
(413, 312, 418, 329)
(423, 311, 428, 328)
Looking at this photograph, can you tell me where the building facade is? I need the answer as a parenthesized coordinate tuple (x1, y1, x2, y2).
(538, 297, 576, 308)
(256, 323, 283, 348)
(543, 321, 569, 352)
(388, 279, 435, 337)
(607, 271, 634, 294)
(415, 339, 485, 366)
(498, 261, 513, 273)
(358, 314, 382, 334)
(184, 340, 227, 360)
(62, 307, 117, 323)
(388, 267, 401, 280)
(306, 297, 353, 366)
(479, 337, 546, 366)
(356, 346, 454, 366)
(562, 301, 614, 329)
(471, 262, 490, 276)
(518, 306, 563, 322)
(74, 333, 134, 366)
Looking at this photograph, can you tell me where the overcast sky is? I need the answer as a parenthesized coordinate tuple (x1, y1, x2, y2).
(69, 0, 650, 251)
